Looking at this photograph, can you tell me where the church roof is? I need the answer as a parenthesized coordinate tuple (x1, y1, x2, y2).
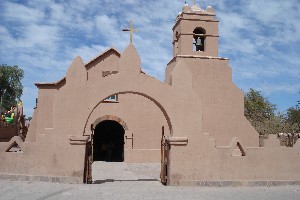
(85, 47, 121, 66)
(35, 48, 121, 87)
(35, 76, 66, 87)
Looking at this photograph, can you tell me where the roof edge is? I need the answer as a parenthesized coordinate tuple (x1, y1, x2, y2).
(35, 47, 121, 87)
(35, 77, 66, 87)
(85, 47, 121, 66)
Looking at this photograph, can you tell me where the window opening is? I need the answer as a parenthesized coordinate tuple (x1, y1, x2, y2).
(193, 27, 206, 52)
(103, 95, 118, 102)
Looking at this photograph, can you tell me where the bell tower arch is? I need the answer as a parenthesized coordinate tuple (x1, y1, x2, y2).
(172, 3, 219, 57)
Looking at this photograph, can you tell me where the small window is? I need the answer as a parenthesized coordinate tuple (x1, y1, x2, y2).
(175, 31, 179, 41)
(103, 95, 118, 102)
(193, 27, 206, 52)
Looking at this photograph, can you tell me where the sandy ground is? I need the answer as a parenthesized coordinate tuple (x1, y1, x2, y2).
(1, 162, 299, 200)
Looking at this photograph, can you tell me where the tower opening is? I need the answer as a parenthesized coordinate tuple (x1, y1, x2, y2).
(93, 120, 125, 162)
(193, 27, 206, 52)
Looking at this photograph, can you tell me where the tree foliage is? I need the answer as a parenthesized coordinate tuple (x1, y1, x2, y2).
(286, 106, 300, 133)
(244, 88, 276, 135)
(244, 89, 300, 135)
(0, 64, 24, 112)
(285, 92, 300, 133)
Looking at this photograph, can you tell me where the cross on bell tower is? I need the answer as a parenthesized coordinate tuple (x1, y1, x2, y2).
(172, 2, 218, 57)
(122, 19, 140, 44)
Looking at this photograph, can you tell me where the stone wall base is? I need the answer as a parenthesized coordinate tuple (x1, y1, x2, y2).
(179, 180, 300, 187)
(0, 173, 82, 184)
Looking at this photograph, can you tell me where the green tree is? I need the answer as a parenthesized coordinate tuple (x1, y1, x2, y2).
(244, 88, 276, 135)
(0, 64, 24, 113)
(244, 89, 300, 135)
(286, 106, 300, 133)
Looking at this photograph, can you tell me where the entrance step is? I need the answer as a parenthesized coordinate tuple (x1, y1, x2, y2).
(92, 162, 161, 184)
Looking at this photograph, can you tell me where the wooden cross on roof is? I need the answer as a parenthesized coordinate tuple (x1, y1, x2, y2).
(122, 19, 139, 44)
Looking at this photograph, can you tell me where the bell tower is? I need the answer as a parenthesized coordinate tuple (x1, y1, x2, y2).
(166, 1, 259, 148)
(172, 2, 219, 57)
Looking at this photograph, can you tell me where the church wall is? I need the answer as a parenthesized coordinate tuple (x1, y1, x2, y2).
(38, 57, 200, 171)
(0, 133, 86, 182)
(166, 57, 258, 147)
(3, 55, 93, 180)
(205, 36, 218, 56)
(172, 20, 181, 56)
(85, 93, 170, 163)
(174, 18, 219, 57)
(165, 58, 177, 84)
(168, 134, 300, 186)
(182, 13, 215, 21)
(182, 57, 258, 147)
(178, 34, 191, 56)
(35, 86, 56, 136)
(86, 51, 120, 84)
(51, 83, 88, 138)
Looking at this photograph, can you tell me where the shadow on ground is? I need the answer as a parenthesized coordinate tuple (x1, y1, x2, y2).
(93, 178, 159, 184)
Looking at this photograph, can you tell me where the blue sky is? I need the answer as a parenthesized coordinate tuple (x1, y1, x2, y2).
(0, 0, 299, 117)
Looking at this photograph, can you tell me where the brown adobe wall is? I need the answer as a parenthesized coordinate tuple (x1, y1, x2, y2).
(86, 50, 120, 84)
(0, 44, 203, 182)
(168, 134, 300, 186)
(84, 93, 170, 163)
(166, 56, 258, 147)
(0, 132, 86, 182)
(35, 86, 56, 137)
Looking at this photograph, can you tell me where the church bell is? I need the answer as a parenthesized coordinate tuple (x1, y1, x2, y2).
(196, 37, 202, 46)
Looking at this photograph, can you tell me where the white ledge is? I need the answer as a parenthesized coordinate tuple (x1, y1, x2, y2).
(177, 55, 228, 60)
(166, 137, 188, 145)
(69, 136, 90, 145)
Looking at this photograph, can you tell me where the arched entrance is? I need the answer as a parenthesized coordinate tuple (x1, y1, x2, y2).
(93, 120, 125, 162)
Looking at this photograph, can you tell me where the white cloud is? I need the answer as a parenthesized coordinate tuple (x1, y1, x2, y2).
(96, 15, 118, 38)
(258, 83, 300, 95)
(216, 0, 300, 107)
(22, 24, 60, 48)
(0, 24, 60, 50)
(66, 45, 110, 63)
(2, 1, 45, 23)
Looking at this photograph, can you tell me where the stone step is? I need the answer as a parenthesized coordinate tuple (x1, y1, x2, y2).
(92, 161, 161, 184)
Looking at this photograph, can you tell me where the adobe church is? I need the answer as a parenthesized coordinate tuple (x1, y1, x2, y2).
(0, 3, 299, 186)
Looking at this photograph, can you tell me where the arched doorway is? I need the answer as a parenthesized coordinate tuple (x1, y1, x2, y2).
(93, 120, 125, 162)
